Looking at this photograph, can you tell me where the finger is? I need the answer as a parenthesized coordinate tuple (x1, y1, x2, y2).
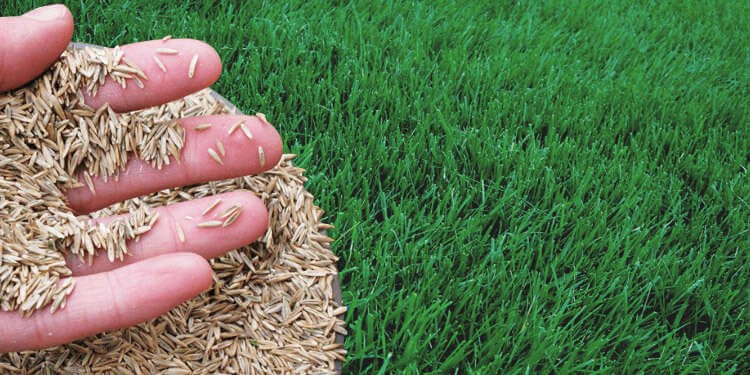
(82, 39, 222, 112)
(66, 191, 268, 276)
(66, 115, 283, 214)
(0, 253, 212, 352)
(0, 5, 74, 92)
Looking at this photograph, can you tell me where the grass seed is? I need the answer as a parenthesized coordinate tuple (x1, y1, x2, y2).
(240, 123, 253, 140)
(189, 54, 199, 79)
(0, 47, 345, 372)
(83, 171, 96, 195)
(207, 148, 224, 165)
(156, 47, 179, 55)
(216, 139, 225, 156)
(228, 120, 243, 135)
(258, 146, 266, 167)
(201, 198, 222, 216)
(197, 220, 223, 228)
(153, 55, 167, 72)
(222, 207, 242, 227)
(176, 222, 185, 243)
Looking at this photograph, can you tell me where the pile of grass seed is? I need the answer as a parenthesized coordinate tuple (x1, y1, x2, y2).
(0, 46, 346, 373)
(0, 45, 179, 315)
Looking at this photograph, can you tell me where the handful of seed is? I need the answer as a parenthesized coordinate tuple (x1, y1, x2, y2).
(0, 45, 183, 315)
(0, 44, 346, 373)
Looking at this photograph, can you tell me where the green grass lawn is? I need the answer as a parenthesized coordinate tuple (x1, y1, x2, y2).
(7, 0, 750, 372)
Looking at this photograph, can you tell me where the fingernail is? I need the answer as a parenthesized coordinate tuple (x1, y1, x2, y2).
(24, 4, 67, 21)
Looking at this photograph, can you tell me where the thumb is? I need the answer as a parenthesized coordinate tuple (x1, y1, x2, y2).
(0, 4, 74, 92)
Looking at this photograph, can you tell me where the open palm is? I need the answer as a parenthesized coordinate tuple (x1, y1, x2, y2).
(0, 4, 282, 352)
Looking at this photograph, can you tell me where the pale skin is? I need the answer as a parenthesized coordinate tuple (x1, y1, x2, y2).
(0, 4, 283, 352)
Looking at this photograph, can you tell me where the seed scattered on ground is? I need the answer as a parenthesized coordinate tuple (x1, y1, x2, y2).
(162, 35, 172, 41)
(216, 139, 226, 156)
(197, 220, 223, 228)
(176, 222, 185, 243)
(153, 55, 167, 72)
(201, 198, 222, 216)
(189, 54, 199, 79)
(258, 146, 266, 167)
(194, 123, 212, 131)
(156, 47, 179, 55)
(240, 123, 253, 140)
(207, 148, 224, 165)
(228, 120, 243, 135)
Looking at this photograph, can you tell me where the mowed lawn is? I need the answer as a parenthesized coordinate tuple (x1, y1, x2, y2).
(7, 0, 750, 372)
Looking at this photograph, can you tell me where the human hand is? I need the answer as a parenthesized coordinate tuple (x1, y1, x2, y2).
(0, 4, 282, 352)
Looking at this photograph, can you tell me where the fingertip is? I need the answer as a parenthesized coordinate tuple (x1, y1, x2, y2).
(170, 190, 269, 254)
(23, 4, 71, 23)
(0, 5, 74, 91)
(115, 253, 213, 308)
(157, 252, 214, 292)
(260, 116, 284, 169)
(195, 39, 223, 85)
(232, 190, 269, 242)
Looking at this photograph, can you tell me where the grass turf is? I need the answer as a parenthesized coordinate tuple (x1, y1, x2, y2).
(6, 0, 750, 372)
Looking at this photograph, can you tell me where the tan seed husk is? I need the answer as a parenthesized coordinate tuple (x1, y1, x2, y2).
(207, 148, 224, 165)
(196, 220, 223, 228)
(83, 171, 96, 195)
(162, 35, 172, 41)
(188, 54, 199, 78)
(228, 120, 243, 135)
(194, 123, 213, 131)
(216, 139, 226, 156)
(153, 55, 167, 72)
(222, 208, 242, 227)
(121, 57, 149, 80)
(156, 47, 179, 55)
(201, 198, 222, 216)
(258, 146, 266, 167)
(176, 222, 185, 243)
(219, 204, 241, 219)
(240, 123, 253, 140)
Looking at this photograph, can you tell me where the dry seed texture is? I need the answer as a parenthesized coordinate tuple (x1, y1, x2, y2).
(0, 88, 346, 374)
(0, 45, 181, 316)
